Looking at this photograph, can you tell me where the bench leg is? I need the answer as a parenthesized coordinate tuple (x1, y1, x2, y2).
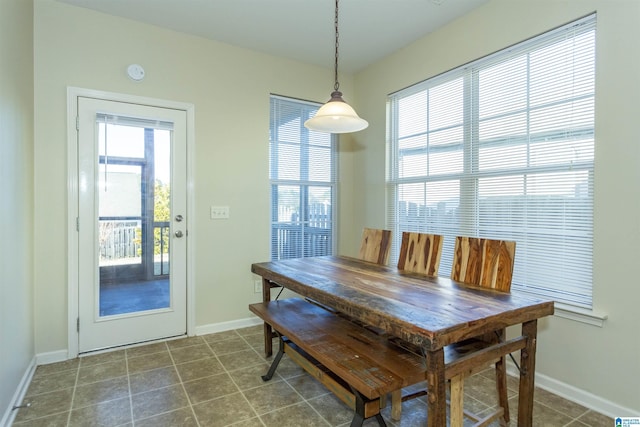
(349, 413, 364, 427)
(261, 334, 285, 381)
(350, 388, 387, 427)
(390, 390, 402, 420)
(263, 322, 273, 357)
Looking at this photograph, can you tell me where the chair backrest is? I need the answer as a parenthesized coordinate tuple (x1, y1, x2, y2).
(396, 232, 444, 276)
(451, 236, 516, 292)
(358, 228, 392, 265)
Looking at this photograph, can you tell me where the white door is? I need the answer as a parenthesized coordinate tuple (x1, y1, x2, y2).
(77, 97, 188, 353)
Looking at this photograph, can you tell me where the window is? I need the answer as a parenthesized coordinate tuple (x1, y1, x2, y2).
(387, 14, 595, 309)
(270, 95, 337, 260)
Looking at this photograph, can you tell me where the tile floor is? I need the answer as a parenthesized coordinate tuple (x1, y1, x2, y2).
(11, 325, 612, 427)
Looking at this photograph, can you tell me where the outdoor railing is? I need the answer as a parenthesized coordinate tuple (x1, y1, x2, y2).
(99, 219, 332, 266)
(99, 220, 141, 263)
(98, 219, 170, 276)
(271, 223, 331, 260)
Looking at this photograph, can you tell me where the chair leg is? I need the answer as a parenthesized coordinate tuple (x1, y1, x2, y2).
(494, 328, 510, 424)
(450, 375, 465, 427)
(495, 356, 510, 423)
(390, 390, 402, 420)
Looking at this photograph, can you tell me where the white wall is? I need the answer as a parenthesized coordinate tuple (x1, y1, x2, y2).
(32, 0, 357, 354)
(0, 0, 35, 422)
(353, 0, 640, 414)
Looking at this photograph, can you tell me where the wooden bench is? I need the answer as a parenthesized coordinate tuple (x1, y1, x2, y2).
(249, 298, 426, 427)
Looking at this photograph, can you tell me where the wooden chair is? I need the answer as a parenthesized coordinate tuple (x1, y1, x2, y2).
(358, 227, 392, 265)
(449, 236, 516, 426)
(451, 236, 515, 292)
(396, 231, 443, 275)
(390, 236, 516, 426)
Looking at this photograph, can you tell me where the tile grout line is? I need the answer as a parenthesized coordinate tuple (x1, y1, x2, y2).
(126, 342, 187, 425)
(245, 330, 345, 426)
(533, 398, 591, 426)
(65, 358, 81, 426)
(125, 347, 135, 427)
(160, 333, 264, 426)
(280, 374, 333, 426)
(165, 339, 203, 427)
(214, 330, 268, 426)
(243, 333, 313, 425)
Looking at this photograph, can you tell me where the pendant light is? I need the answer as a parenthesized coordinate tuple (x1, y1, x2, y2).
(304, 0, 368, 134)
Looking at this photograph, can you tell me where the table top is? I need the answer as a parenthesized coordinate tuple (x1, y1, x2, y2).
(252, 255, 554, 350)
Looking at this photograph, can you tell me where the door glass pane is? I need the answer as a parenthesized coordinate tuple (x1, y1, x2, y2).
(97, 119, 172, 317)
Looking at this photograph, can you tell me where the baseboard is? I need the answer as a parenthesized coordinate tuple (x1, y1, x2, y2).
(194, 315, 262, 336)
(30, 318, 263, 368)
(35, 349, 69, 366)
(507, 365, 637, 418)
(0, 357, 36, 427)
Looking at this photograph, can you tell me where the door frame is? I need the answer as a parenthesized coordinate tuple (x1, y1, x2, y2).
(67, 87, 196, 358)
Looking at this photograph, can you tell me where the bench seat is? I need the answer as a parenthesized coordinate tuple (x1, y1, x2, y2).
(249, 298, 426, 426)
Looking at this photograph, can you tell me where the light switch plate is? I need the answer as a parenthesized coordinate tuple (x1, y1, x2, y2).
(210, 206, 229, 219)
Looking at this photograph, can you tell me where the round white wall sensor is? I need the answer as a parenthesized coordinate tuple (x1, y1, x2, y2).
(127, 64, 145, 81)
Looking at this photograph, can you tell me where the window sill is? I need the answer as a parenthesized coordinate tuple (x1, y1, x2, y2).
(553, 303, 607, 327)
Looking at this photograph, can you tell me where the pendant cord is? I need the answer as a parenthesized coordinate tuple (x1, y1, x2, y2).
(334, 0, 340, 92)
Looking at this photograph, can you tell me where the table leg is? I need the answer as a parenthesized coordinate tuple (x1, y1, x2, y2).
(518, 319, 538, 427)
(262, 278, 273, 357)
(425, 347, 446, 427)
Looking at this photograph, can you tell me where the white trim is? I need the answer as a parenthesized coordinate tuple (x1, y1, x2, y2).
(507, 365, 637, 418)
(185, 102, 197, 337)
(66, 87, 196, 357)
(67, 88, 80, 358)
(35, 350, 69, 366)
(194, 316, 263, 336)
(553, 303, 608, 327)
(0, 357, 36, 427)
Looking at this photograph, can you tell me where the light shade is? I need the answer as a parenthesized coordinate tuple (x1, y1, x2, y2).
(304, 91, 368, 134)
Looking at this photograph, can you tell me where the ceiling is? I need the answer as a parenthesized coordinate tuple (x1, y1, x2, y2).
(55, 0, 488, 73)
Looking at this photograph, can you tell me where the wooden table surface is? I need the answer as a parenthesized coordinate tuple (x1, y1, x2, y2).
(251, 255, 554, 426)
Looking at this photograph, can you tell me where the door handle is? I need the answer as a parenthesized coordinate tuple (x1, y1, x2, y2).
(174, 230, 184, 238)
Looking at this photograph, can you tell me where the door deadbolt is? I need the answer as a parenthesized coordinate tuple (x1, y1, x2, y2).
(175, 214, 183, 222)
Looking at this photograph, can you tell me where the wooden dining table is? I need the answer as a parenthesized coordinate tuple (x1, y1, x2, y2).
(251, 255, 554, 427)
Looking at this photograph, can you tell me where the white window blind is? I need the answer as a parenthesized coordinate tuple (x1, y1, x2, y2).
(269, 95, 337, 260)
(387, 14, 595, 309)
